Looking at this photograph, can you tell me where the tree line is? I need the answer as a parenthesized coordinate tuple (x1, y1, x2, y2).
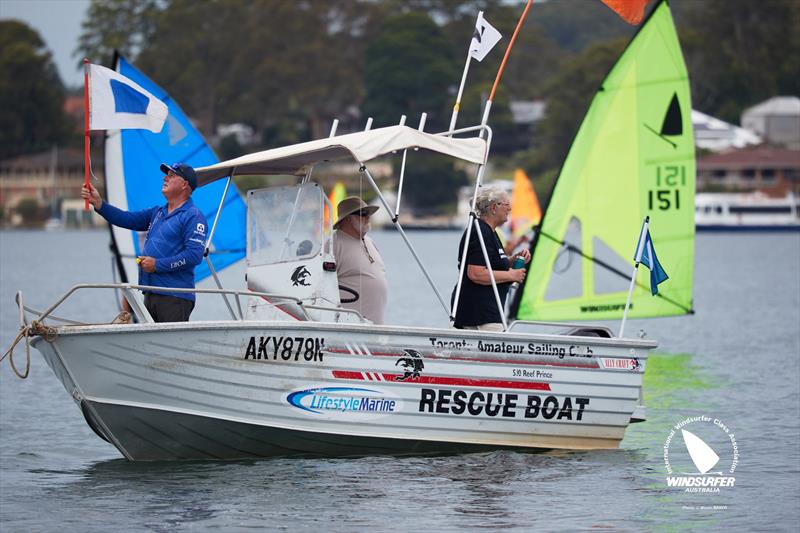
(2, 0, 798, 209)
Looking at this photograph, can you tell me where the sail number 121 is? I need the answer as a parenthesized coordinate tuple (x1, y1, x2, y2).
(649, 165, 686, 211)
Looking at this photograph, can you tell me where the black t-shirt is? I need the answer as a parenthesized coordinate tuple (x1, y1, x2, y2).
(452, 218, 510, 327)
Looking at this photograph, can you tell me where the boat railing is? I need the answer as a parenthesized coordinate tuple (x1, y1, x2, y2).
(14, 283, 367, 329)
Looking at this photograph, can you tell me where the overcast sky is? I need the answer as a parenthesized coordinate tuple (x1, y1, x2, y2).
(1, 0, 90, 88)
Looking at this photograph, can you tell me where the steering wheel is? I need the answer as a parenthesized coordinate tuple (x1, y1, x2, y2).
(339, 285, 359, 304)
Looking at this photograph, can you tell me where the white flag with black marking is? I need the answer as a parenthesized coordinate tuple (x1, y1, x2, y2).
(469, 12, 502, 62)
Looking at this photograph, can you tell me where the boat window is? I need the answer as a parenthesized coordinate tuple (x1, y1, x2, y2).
(715, 206, 723, 214)
(729, 205, 792, 214)
(247, 183, 323, 266)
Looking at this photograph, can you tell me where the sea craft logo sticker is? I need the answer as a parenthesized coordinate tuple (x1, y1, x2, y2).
(286, 386, 401, 420)
(599, 357, 641, 371)
(663, 415, 739, 493)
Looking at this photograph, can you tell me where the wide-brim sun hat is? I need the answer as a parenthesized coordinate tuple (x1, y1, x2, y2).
(334, 196, 379, 228)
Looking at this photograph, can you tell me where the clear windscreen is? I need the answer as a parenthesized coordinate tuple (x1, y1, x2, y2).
(247, 183, 323, 266)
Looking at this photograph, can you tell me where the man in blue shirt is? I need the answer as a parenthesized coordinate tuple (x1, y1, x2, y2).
(82, 163, 208, 322)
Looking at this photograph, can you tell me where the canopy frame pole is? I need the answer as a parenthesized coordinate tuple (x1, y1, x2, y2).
(393, 115, 408, 219)
(448, 11, 482, 134)
(394, 113, 425, 221)
(205, 168, 242, 319)
(206, 258, 239, 320)
(303, 165, 314, 184)
(429, 122, 494, 321)
(619, 216, 649, 338)
(471, 215, 509, 330)
(359, 164, 450, 316)
(206, 172, 232, 252)
(451, 159, 488, 323)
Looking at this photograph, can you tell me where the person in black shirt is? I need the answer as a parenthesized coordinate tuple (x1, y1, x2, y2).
(453, 186, 530, 331)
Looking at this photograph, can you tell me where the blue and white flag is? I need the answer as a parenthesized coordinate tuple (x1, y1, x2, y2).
(634, 228, 669, 295)
(88, 63, 168, 133)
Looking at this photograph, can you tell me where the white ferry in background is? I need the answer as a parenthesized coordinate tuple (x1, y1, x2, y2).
(695, 191, 800, 231)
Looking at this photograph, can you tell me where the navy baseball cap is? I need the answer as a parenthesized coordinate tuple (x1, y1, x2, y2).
(160, 162, 198, 191)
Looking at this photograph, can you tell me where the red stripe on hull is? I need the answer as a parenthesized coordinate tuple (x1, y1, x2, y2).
(331, 370, 550, 391)
(326, 347, 598, 369)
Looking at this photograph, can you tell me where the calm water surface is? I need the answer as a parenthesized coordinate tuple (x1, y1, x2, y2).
(1, 229, 798, 531)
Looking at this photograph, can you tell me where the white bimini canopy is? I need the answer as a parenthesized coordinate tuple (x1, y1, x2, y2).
(195, 125, 488, 187)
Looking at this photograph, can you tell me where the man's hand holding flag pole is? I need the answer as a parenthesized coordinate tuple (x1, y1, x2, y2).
(83, 59, 168, 209)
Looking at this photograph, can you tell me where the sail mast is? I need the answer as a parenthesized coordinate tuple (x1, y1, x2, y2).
(480, 0, 533, 129)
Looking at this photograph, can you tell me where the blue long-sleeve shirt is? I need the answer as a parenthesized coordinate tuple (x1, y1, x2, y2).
(97, 199, 208, 301)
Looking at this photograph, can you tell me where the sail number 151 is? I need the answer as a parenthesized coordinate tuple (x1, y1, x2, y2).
(648, 165, 686, 211)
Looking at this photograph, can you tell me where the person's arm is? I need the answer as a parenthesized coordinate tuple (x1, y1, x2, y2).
(82, 183, 153, 231)
(153, 210, 208, 273)
(99, 202, 156, 231)
(464, 220, 525, 285)
(467, 264, 525, 285)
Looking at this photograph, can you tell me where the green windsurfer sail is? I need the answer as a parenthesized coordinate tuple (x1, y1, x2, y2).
(511, 0, 695, 322)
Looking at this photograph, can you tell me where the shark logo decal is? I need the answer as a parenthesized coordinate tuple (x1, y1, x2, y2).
(291, 265, 311, 286)
(395, 349, 425, 381)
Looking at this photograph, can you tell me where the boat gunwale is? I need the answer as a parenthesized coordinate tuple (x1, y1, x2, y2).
(32, 319, 658, 349)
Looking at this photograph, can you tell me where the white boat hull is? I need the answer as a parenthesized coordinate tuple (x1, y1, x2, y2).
(33, 321, 654, 461)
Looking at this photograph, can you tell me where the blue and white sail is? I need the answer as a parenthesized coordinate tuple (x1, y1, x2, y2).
(104, 53, 246, 284)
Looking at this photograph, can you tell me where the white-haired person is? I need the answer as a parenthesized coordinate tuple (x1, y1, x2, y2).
(333, 196, 387, 324)
(452, 186, 530, 331)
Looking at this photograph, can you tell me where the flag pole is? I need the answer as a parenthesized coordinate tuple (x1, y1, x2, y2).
(619, 216, 649, 338)
(448, 11, 483, 133)
(83, 58, 90, 211)
(480, 0, 533, 128)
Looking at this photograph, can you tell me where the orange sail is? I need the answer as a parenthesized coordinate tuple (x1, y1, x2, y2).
(510, 168, 541, 237)
(324, 181, 346, 230)
(600, 0, 651, 25)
